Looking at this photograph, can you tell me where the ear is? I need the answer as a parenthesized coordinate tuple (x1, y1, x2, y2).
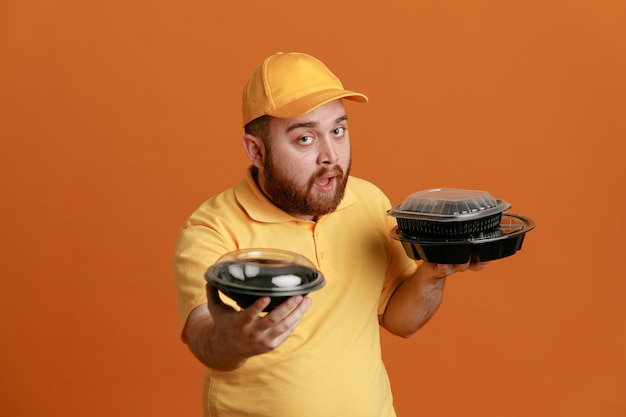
(242, 134, 265, 168)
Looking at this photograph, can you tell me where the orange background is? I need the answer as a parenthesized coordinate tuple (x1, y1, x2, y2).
(1, 1, 625, 416)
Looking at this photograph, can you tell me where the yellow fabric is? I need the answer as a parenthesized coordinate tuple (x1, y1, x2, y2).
(173, 168, 417, 417)
(241, 52, 368, 125)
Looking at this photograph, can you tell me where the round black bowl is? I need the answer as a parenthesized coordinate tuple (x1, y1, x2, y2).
(391, 213, 536, 264)
(204, 249, 325, 312)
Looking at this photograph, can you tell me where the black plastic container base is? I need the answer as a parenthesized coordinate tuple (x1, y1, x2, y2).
(396, 212, 503, 238)
(213, 286, 324, 312)
(217, 289, 297, 312)
(391, 213, 535, 264)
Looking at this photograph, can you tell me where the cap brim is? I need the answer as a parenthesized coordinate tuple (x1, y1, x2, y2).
(267, 89, 368, 119)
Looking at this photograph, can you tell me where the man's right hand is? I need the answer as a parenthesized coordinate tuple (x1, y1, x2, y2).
(183, 284, 312, 371)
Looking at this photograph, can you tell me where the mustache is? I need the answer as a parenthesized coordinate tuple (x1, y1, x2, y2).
(312, 166, 344, 181)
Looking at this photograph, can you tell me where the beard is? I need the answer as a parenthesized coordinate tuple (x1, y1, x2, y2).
(261, 156, 351, 218)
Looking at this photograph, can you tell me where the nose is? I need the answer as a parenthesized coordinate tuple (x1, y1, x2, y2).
(317, 136, 339, 165)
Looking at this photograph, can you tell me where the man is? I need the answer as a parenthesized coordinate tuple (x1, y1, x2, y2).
(173, 52, 487, 416)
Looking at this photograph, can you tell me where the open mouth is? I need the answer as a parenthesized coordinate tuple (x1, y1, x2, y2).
(313, 173, 337, 192)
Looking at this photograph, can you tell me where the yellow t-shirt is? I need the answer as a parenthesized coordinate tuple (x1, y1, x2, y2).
(173, 168, 417, 417)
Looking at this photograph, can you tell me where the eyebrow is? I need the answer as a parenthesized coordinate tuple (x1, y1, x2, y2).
(285, 115, 348, 133)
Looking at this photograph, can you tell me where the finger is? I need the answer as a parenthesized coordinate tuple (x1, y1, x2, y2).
(279, 296, 312, 330)
(433, 263, 455, 277)
(267, 295, 304, 318)
(454, 260, 472, 272)
(469, 261, 489, 271)
(444, 260, 488, 274)
(273, 296, 311, 330)
(432, 261, 469, 277)
(256, 295, 306, 331)
(241, 296, 272, 322)
(263, 297, 311, 343)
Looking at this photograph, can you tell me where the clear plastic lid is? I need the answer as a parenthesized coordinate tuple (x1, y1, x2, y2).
(205, 248, 324, 292)
(389, 188, 510, 220)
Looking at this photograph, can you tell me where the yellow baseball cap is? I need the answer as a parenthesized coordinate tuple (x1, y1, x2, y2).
(242, 52, 368, 126)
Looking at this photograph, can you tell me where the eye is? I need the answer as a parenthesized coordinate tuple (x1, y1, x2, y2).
(331, 127, 346, 137)
(298, 135, 314, 145)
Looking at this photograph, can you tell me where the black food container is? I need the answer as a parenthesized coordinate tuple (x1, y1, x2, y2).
(389, 188, 510, 238)
(389, 188, 535, 264)
(205, 248, 325, 312)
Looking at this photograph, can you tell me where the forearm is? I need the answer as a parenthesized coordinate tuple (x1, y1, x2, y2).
(380, 264, 446, 338)
(184, 305, 247, 371)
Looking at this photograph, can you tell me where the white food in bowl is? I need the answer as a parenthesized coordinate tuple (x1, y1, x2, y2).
(227, 264, 261, 280)
(271, 274, 302, 288)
